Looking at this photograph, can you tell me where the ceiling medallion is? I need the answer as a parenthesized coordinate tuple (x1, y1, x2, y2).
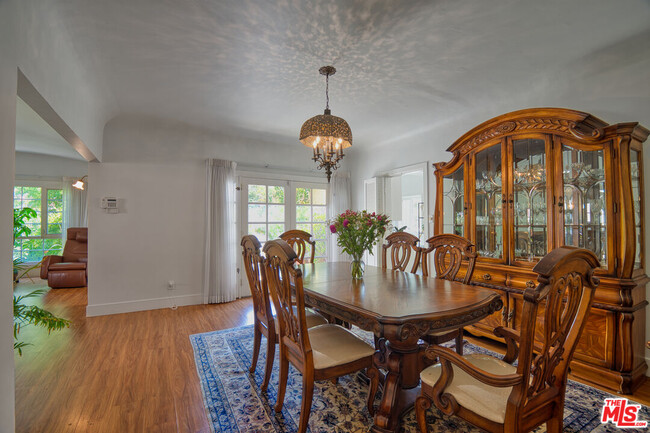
(299, 66, 352, 182)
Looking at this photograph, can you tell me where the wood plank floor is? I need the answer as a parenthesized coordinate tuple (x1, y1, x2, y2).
(14, 281, 254, 433)
(13, 281, 650, 432)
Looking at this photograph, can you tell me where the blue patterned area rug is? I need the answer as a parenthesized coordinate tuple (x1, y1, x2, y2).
(190, 325, 649, 433)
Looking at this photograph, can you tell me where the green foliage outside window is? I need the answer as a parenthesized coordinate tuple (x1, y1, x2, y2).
(13, 186, 64, 261)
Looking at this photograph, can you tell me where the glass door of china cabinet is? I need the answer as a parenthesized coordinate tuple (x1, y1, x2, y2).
(555, 139, 611, 270)
(440, 165, 465, 236)
(473, 143, 506, 261)
(631, 148, 644, 270)
(509, 136, 554, 265)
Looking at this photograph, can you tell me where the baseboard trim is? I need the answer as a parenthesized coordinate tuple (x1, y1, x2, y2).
(86, 294, 203, 317)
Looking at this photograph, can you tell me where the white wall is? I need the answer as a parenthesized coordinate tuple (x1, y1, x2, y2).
(15, 1, 114, 161)
(347, 42, 650, 370)
(15, 151, 88, 178)
(0, 0, 113, 427)
(0, 1, 17, 430)
(87, 116, 344, 315)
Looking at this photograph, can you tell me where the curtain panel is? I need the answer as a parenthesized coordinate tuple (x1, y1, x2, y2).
(203, 159, 238, 304)
(327, 171, 351, 262)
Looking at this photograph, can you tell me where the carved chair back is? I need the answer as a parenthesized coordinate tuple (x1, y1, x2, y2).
(263, 239, 312, 366)
(421, 234, 478, 283)
(241, 235, 273, 329)
(419, 246, 600, 432)
(382, 232, 421, 273)
(513, 247, 599, 404)
(280, 229, 315, 264)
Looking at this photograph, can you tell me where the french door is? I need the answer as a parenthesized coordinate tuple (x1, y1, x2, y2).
(239, 177, 328, 292)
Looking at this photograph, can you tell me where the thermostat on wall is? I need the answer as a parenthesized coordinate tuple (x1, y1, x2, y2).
(101, 197, 119, 214)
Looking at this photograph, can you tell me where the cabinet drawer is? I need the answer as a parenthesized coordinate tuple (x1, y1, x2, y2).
(471, 268, 507, 287)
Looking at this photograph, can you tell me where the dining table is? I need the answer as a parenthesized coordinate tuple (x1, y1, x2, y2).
(299, 262, 504, 433)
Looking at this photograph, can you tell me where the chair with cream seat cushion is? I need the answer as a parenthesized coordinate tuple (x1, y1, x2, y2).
(419, 353, 516, 424)
(241, 235, 327, 391)
(420, 234, 478, 355)
(415, 246, 600, 433)
(263, 239, 380, 433)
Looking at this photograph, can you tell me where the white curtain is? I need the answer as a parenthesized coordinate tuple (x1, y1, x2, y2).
(327, 171, 351, 262)
(62, 176, 88, 238)
(203, 159, 238, 304)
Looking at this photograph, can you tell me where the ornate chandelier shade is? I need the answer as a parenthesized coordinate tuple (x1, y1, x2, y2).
(299, 66, 352, 182)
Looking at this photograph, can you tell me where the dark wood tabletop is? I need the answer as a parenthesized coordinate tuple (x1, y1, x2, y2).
(301, 261, 502, 331)
(298, 261, 504, 433)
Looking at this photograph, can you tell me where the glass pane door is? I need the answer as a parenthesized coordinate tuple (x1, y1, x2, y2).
(243, 181, 288, 245)
(442, 166, 464, 236)
(512, 138, 548, 262)
(475, 144, 503, 260)
(561, 145, 607, 266)
(294, 185, 328, 262)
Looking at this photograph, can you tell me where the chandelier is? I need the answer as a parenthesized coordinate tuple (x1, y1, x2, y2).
(299, 66, 352, 182)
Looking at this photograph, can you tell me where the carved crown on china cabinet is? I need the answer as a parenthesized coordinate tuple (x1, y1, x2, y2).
(433, 108, 649, 393)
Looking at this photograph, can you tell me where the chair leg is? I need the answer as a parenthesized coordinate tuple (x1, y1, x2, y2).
(546, 413, 563, 433)
(455, 329, 464, 355)
(366, 364, 380, 416)
(274, 350, 289, 413)
(250, 323, 261, 374)
(415, 395, 432, 433)
(330, 377, 338, 385)
(298, 375, 315, 433)
(261, 334, 275, 391)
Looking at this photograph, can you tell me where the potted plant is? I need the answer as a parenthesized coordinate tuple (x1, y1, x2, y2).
(330, 210, 391, 279)
(13, 290, 70, 355)
(12, 206, 70, 354)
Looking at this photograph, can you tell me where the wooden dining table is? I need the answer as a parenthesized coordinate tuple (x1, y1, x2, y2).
(300, 262, 504, 433)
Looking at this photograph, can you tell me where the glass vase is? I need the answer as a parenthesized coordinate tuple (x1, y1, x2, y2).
(350, 257, 365, 279)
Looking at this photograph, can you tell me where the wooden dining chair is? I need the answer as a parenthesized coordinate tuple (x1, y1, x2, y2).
(263, 239, 380, 433)
(280, 229, 315, 264)
(415, 246, 600, 433)
(420, 234, 478, 355)
(381, 231, 421, 273)
(240, 235, 327, 391)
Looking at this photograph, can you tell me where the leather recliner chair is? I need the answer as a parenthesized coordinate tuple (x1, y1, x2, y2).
(40, 227, 88, 288)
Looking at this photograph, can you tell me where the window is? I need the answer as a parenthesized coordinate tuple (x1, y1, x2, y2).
(14, 185, 64, 262)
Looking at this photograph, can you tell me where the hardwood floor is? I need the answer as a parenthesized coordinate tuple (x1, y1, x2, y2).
(14, 281, 254, 433)
(14, 281, 650, 432)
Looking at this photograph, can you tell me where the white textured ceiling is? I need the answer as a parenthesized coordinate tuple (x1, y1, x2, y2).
(47, 0, 650, 148)
(15, 98, 86, 161)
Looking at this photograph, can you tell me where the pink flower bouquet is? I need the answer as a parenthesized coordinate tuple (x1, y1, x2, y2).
(330, 210, 390, 278)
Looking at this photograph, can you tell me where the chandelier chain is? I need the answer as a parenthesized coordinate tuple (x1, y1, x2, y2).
(325, 73, 330, 111)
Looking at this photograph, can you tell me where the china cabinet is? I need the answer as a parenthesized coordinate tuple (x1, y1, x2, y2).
(433, 108, 649, 393)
